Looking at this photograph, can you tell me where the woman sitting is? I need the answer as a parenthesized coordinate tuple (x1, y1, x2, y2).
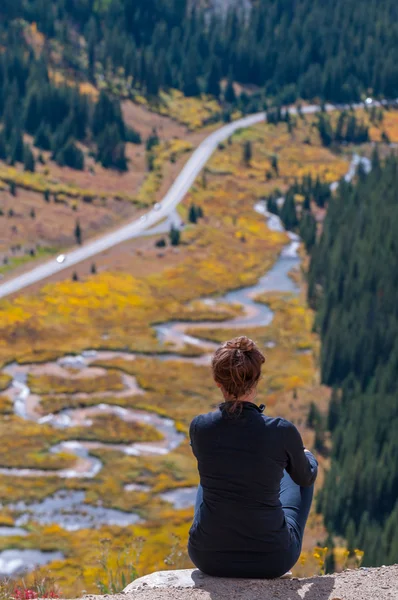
(188, 336, 318, 579)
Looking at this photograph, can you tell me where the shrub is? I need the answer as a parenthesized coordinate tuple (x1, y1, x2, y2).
(169, 225, 180, 246)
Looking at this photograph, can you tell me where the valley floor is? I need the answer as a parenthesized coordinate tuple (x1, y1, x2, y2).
(0, 106, 396, 596)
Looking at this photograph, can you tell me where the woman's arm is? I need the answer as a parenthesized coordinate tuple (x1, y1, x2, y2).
(284, 421, 318, 487)
(189, 416, 198, 456)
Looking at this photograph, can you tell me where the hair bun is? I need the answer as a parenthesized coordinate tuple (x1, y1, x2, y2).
(225, 336, 255, 353)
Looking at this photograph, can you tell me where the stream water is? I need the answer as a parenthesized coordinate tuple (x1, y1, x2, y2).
(0, 153, 370, 575)
(0, 549, 64, 577)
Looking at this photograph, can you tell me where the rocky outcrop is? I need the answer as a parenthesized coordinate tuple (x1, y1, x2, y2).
(82, 565, 398, 600)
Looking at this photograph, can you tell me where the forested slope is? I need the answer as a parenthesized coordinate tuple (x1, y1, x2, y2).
(308, 153, 398, 566)
(1, 0, 398, 173)
(2, 0, 398, 104)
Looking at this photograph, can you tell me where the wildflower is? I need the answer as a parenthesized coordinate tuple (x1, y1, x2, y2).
(13, 588, 38, 600)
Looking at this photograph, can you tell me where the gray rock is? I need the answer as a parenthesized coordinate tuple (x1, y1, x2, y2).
(124, 568, 292, 592)
(116, 566, 398, 600)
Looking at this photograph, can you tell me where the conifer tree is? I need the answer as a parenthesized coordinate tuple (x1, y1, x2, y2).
(96, 124, 127, 170)
(9, 128, 24, 164)
(169, 224, 180, 246)
(0, 131, 7, 160)
(56, 139, 85, 170)
(243, 140, 252, 166)
(34, 122, 52, 151)
(188, 204, 197, 224)
(23, 144, 35, 172)
(280, 192, 298, 230)
(74, 219, 82, 245)
(299, 211, 317, 252)
(224, 76, 236, 104)
(271, 154, 279, 175)
(206, 59, 221, 97)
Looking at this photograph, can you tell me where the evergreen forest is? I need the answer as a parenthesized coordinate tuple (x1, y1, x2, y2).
(308, 153, 398, 566)
(1, 0, 398, 171)
(7, 0, 398, 103)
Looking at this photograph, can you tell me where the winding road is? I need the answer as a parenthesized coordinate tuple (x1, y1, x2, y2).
(0, 103, 340, 299)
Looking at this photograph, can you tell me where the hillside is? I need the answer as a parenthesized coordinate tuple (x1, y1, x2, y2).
(308, 152, 398, 565)
(3, 0, 398, 103)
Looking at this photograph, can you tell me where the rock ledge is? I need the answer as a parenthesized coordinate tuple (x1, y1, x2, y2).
(83, 565, 398, 600)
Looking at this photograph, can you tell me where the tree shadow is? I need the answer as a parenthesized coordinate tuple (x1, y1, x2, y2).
(190, 569, 336, 600)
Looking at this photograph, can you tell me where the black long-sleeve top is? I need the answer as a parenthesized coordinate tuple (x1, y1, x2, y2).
(188, 402, 318, 556)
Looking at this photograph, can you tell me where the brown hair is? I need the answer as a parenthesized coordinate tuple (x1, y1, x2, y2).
(212, 336, 265, 414)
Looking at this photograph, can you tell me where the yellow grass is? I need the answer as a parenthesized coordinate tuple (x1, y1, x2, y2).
(28, 370, 125, 395)
(68, 414, 163, 445)
(157, 90, 224, 130)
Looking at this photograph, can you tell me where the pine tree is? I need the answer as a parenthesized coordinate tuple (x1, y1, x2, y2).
(9, 129, 24, 164)
(92, 92, 125, 140)
(55, 139, 85, 170)
(280, 192, 298, 230)
(306, 402, 322, 429)
(224, 77, 236, 104)
(74, 220, 82, 245)
(303, 193, 311, 211)
(34, 123, 52, 151)
(299, 212, 317, 252)
(206, 59, 221, 97)
(243, 141, 252, 166)
(24, 89, 41, 135)
(267, 197, 279, 215)
(0, 131, 7, 160)
(86, 17, 98, 81)
(271, 154, 279, 175)
(169, 225, 180, 246)
(181, 46, 200, 97)
(146, 129, 160, 151)
(327, 388, 340, 432)
(317, 114, 333, 147)
(188, 204, 197, 223)
(96, 124, 127, 170)
(23, 144, 35, 172)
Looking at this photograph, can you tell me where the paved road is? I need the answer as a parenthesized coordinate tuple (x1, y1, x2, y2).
(0, 102, 347, 299)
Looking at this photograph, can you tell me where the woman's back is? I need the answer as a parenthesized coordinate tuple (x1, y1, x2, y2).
(189, 402, 317, 555)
